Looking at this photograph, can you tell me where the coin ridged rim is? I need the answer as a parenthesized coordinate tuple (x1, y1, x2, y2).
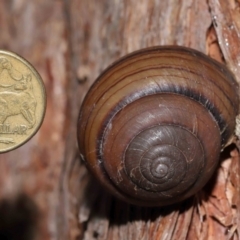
(0, 50, 46, 153)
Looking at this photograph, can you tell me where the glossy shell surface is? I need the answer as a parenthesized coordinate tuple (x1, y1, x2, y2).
(77, 46, 239, 206)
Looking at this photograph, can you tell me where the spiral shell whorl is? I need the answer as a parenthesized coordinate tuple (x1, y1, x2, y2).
(102, 94, 220, 204)
(125, 126, 202, 193)
(78, 46, 239, 206)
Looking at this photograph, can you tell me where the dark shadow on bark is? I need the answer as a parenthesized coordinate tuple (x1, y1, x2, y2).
(0, 193, 39, 240)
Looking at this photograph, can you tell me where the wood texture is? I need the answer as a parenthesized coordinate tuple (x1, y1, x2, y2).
(0, 0, 239, 239)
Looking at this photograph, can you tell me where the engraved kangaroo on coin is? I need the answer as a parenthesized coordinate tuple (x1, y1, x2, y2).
(0, 50, 46, 152)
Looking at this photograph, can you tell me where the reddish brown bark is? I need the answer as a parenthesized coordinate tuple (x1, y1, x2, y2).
(0, 0, 239, 239)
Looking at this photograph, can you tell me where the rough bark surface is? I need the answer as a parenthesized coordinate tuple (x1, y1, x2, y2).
(0, 0, 239, 239)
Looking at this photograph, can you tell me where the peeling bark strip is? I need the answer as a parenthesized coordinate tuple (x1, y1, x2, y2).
(0, 0, 239, 239)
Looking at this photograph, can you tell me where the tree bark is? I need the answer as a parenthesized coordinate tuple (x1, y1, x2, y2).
(0, 0, 239, 239)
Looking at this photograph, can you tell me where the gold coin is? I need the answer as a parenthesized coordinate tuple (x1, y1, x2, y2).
(0, 50, 46, 153)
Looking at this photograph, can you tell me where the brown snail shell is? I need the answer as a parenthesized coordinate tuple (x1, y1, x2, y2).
(77, 46, 239, 207)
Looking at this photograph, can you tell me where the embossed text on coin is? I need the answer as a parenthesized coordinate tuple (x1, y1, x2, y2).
(0, 50, 46, 152)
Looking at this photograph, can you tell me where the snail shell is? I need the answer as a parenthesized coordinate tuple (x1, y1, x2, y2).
(77, 46, 239, 206)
